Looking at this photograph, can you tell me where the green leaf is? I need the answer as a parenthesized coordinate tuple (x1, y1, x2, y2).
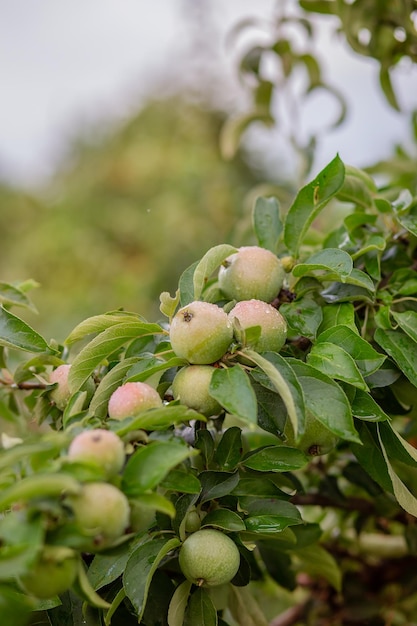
(391, 310, 417, 343)
(199, 471, 240, 504)
(159, 290, 180, 320)
(0, 307, 51, 353)
(319, 303, 357, 333)
(242, 350, 305, 438)
(209, 366, 257, 426)
(239, 496, 303, 530)
(279, 296, 323, 340)
(184, 587, 218, 626)
(307, 342, 368, 390)
(318, 325, 386, 377)
(160, 469, 201, 494)
(65, 311, 143, 345)
(283, 154, 345, 256)
(378, 420, 417, 467)
(114, 405, 204, 437)
(122, 441, 196, 496)
(351, 389, 390, 421)
(374, 328, 417, 387)
(193, 244, 237, 300)
(68, 321, 164, 392)
(293, 248, 353, 280)
(195, 430, 215, 466)
(73, 560, 111, 609)
(351, 423, 393, 494)
(242, 446, 308, 472)
(126, 356, 186, 383)
(396, 202, 417, 237)
(0, 282, 37, 312)
(201, 509, 246, 532)
(231, 477, 290, 498)
(379, 65, 400, 112)
(88, 541, 138, 590)
(178, 261, 199, 308)
(167, 580, 192, 626)
(228, 585, 269, 626)
(377, 424, 417, 517)
(293, 544, 342, 591)
(220, 110, 274, 161)
(0, 586, 35, 626)
(288, 360, 359, 442)
(131, 492, 176, 518)
(124, 537, 181, 622)
(214, 427, 243, 470)
(252, 196, 282, 253)
(245, 515, 300, 533)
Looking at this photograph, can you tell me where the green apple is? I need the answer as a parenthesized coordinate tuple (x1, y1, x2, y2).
(68, 482, 130, 550)
(19, 546, 78, 599)
(169, 301, 233, 364)
(108, 381, 162, 420)
(228, 299, 287, 352)
(286, 412, 339, 456)
(172, 365, 222, 417)
(218, 246, 285, 303)
(68, 428, 125, 478)
(179, 528, 240, 587)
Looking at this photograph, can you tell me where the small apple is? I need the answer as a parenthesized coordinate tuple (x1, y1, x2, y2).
(68, 429, 125, 478)
(218, 246, 285, 303)
(19, 546, 78, 599)
(286, 412, 339, 456)
(108, 381, 163, 421)
(49, 364, 95, 410)
(178, 528, 240, 587)
(228, 299, 287, 353)
(68, 482, 130, 550)
(169, 301, 233, 364)
(172, 365, 222, 417)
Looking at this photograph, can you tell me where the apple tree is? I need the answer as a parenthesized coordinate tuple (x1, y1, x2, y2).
(0, 152, 417, 625)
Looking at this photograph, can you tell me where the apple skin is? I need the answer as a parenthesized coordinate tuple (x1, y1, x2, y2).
(169, 301, 233, 365)
(68, 428, 125, 478)
(228, 299, 287, 353)
(178, 529, 240, 587)
(19, 546, 78, 599)
(108, 381, 162, 420)
(286, 413, 339, 457)
(218, 246, 285, 303)
(49, 364, 95, 410)
(172, 365, 222, 417)
(68, 482, 130, 550)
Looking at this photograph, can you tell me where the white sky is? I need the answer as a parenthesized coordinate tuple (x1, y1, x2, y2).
(0, 0, 416, 187)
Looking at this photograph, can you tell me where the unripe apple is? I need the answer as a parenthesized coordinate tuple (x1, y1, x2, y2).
(49, 364, 72, 410)
(68, 482, 130, 550)
(228, 299, 287, 353)
(184, 507, 202, 533)
(68, 429, 125, 478)
(108, 381, 163, 421)
(19, 546, 78, 599)
(172, 365, 222, 417)
(169, 301, 233, 364)
(179, 528, 240, 587)
(286, 413, 339, 456)
(218, 246, 285, 303)
(49, 364, 95, 410)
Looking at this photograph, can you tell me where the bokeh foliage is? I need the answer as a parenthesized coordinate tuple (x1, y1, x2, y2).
(0, 97, 261, 340)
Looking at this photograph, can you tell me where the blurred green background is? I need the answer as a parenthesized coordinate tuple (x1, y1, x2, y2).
(0, 96, 262, 340)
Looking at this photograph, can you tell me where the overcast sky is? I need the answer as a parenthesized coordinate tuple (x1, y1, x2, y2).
(1, 0, 416, 188)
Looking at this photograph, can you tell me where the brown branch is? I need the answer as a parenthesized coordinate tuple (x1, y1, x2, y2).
(291, 492, 375, 515)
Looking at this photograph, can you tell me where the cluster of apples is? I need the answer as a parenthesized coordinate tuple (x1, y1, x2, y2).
(169, 246, 288, 417)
